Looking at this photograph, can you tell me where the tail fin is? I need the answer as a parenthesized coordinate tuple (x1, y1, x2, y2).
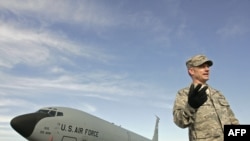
(152, 116, 160, 141)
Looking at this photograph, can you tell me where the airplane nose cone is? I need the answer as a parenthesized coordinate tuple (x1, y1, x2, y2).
(10, 113, 49, 138)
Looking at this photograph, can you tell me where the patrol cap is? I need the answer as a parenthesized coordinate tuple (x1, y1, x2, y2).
(186, 54, 213, 68)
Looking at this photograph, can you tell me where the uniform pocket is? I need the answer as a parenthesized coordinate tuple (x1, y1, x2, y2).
(193, 128, 221, 139)
(218, 98, 229, 106)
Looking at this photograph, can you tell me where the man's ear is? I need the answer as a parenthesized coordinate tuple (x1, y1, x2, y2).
(188, 68, 194, 76)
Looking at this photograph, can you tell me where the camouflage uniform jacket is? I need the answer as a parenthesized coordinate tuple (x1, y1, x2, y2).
(173, 85, 239, 141)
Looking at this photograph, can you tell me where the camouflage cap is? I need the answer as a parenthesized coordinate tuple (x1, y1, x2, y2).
(186, 54, 213, 68)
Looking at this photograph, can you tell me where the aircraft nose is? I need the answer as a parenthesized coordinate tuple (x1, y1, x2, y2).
(10, 112, 49, 138)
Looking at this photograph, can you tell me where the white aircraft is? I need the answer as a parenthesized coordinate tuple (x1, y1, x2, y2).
(11, 106, 160, 141)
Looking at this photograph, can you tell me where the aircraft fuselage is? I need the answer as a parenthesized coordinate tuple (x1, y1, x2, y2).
(11, 107, 159, 141)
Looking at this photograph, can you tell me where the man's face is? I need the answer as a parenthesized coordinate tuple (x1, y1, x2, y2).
(189, 63, 210, 84)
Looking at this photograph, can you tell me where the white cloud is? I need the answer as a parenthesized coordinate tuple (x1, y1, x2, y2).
(0, 0, 116, 27)
(0, 71, 149, 98)
(216, 17, 250, 39)
(0, 23, 114, 69)
(217, 24, 249, 38)
(50, 66, 67, 74)
(0, 98, 35, 108)
(0, 115, 13, 123)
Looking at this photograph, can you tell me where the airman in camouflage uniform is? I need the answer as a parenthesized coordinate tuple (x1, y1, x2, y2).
(173, 54, 239, 141)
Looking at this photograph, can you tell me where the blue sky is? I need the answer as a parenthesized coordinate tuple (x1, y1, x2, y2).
(0, 0, 250, 141)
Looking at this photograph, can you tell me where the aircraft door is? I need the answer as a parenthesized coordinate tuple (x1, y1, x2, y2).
(50, 122, 62, 141)
(62, 136, 77, 141)
(127, 131, 131, 141)
(81, 135, 88, 141)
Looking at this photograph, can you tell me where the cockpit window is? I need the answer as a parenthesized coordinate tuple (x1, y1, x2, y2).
(57, 112, 63, 116)
(37, 108, 63, 117)
(49, 110, 56, 116)
(38, 110, 49, 114)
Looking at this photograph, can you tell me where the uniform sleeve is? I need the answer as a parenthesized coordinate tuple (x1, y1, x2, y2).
(173, 89, 196, 128)
(227, 106, 240, 124)
(222, 95, 240, 124)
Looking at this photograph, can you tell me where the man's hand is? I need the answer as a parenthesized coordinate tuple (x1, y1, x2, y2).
(188, 84, 208, 109)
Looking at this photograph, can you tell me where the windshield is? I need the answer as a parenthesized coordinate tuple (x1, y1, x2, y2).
(37, 108, 63, 117)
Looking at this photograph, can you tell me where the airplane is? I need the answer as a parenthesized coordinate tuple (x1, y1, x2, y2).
(10, 106, 160, 141)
